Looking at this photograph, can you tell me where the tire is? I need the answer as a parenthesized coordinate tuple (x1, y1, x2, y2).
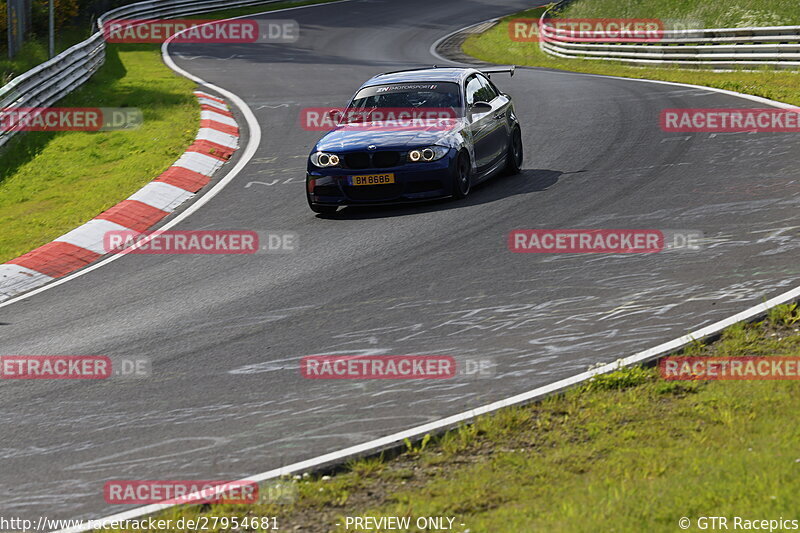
(452, 151, 471, 199)
(504, 127, 523, 175)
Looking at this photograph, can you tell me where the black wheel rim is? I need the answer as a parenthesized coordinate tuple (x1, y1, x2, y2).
(458, 157, 470, 194)
(513, 132, 522, 166)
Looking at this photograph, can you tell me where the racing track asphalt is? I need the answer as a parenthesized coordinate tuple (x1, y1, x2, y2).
(2, 0, 800, 521)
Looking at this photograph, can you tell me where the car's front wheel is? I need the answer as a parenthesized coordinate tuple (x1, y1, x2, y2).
(504, 127, 523, 175)
(452, 151, 471, 199)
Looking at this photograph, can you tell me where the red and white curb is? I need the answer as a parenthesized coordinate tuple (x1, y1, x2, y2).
(0, 90, 239, 302)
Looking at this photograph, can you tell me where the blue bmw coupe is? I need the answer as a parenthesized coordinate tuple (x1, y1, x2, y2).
(305, 66, 522, 214)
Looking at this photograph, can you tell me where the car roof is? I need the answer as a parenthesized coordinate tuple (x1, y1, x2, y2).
(361, 67, 477, 88)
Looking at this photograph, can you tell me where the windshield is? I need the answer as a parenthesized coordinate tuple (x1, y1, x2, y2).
(344, 82, 462, 123)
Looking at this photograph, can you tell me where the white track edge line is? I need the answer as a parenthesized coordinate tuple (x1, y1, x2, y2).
(54, 6, 800, 531)
(0, 2, 361, 310)
(429, 17, 501, 66)
(2, 1, 356, 310)
(56, 285, 800, 531)
(429, 16, 800, 111)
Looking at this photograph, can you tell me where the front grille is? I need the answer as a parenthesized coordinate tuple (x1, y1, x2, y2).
(344, 184, 403, 201)
(344, 152, 371, 169)
(372, 151, 401, 168)
(343, 151, 402, 169)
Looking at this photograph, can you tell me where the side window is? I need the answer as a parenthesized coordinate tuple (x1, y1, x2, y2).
(477, 75, 500, 101)
(465, 76, 483, 106)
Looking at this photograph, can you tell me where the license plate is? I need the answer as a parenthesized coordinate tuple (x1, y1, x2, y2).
(349, 173, 395, 186)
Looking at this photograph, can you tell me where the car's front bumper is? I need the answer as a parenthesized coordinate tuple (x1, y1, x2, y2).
(307, 150, 457, 206)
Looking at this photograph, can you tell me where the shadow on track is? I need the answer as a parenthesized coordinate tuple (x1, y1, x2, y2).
(316, 168, 563, 220)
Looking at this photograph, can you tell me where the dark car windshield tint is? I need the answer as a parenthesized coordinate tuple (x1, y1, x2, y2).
(347, 82, 462, 119)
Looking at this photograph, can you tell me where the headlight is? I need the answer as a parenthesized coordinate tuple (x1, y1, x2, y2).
(408, 146, 449, 163)
(310, 152, 341, 168)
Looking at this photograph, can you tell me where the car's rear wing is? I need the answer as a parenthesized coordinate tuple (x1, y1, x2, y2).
(480, 65, 516, 78)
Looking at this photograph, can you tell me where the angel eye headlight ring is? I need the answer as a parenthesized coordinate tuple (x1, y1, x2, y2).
(311, 152, 341, 168)
(408, 146, 449, 163)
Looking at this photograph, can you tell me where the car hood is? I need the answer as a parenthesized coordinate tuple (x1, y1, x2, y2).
(314, 120, 462, 152)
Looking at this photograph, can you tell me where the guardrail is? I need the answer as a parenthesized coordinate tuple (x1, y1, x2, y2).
(0, 0, 282, 149)
(538, 7, 800, 69)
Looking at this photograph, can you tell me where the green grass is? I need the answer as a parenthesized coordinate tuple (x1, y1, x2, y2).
(462, 6, 800, 107)
(98, 304, 800, 532)
(559, 0, 800, 28)
(0, 0, 334, 264)
(0, 43, 198, 263)
(1, 26, 96, 84)
(183, 1, 325, 21)
(1, 1, 319, 83)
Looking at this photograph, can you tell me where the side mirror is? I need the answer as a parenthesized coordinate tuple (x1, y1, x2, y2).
(328, 109, 342, 123)
(469, 101, 492, 114)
